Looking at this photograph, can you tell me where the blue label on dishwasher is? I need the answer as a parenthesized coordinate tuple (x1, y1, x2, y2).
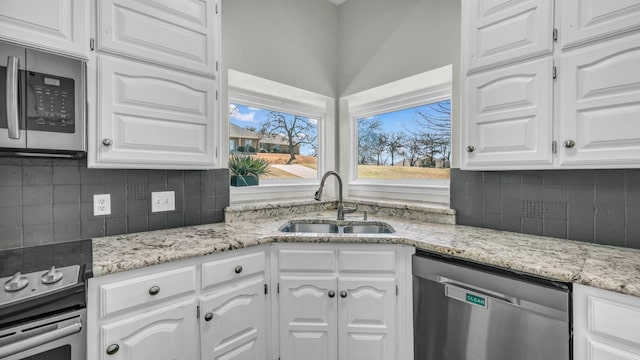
(466, 293, 486, 307)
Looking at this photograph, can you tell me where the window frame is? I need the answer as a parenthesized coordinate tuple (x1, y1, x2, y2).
(225, 70, 335, 205)
(339, 66, 453, 206)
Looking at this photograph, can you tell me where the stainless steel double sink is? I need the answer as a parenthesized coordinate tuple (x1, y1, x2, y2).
(278, 220, 395, 234)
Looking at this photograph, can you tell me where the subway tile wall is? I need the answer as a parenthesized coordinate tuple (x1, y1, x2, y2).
(0, 158, 230, 251)
(450, 169, 640, 249)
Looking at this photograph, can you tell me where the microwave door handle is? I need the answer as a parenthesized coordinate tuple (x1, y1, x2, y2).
(6, 56, 20, 139)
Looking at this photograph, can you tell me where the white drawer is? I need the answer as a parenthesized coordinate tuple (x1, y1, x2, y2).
(278, 249, 335, 272)
(201, 250, 266, 289)
(589, 293, 640, 346)
(100, 266, 196, 317)
(338, 249, 396, 273)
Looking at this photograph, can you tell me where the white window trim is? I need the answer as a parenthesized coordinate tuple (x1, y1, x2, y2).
(339, 66, 453, 207)
(226, 70, 336, 205)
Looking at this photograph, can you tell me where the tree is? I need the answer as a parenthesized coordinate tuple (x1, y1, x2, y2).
(260, 111, 317, 164)
(414, 100, 452, 167)
(385, 132, 405, 166)
(403, 135, 425, 167)
(357, 117, 382, 164)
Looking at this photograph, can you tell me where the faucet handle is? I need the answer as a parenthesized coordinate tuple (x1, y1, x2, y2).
(363, 211, 367, 220)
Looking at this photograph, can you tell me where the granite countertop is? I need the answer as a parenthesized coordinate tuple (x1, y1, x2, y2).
(92, 210, 640, 298)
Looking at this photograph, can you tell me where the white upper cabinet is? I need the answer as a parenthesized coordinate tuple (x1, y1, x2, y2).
(97, 0, 218, 77)
(0, 0, 89, 59)
(462, 0, 554, 73)
(90, 54, 217, 169)
(463, 57, 554, 169)
(558, 32, 640, 167)
(560, 0, 640, 49)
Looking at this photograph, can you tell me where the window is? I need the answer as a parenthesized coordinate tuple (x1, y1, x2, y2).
(229, 103, 319, 180)
(341, 65, 453, 206)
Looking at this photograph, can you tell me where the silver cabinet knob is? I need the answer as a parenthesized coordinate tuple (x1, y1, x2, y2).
(148, 286, 160, 296)
(466, 145, 475, 153)
(102, 138, 113, 146)
(234, 265, 243, 274)
(328, 291, 335, 298)
(340, 291, 347, 298)
(106, 344, 119, 355)
(204, 312, 214, 321)
(563, 140, 576, 148)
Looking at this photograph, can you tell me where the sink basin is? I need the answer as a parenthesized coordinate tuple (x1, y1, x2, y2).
(342, 223, 395, 234)
(278, 220, 395, 234)
(278, 221, 339, 233)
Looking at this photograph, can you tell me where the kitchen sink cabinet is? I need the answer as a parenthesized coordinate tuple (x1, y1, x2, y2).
(273, 244, 414, 360)
(87, 0, 221, 169)
(574, 284, 640, 360)
(0, 0, 89, 59)
(462, 0, 640, 170)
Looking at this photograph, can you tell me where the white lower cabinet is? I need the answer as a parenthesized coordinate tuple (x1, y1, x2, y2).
(274, 244, 414, 360)
(574, 284, 640, 360)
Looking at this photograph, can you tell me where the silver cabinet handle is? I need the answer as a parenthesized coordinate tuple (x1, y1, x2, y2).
(6, 56, 20, 139)
(106, 344, 119, 355)
(234, 265, 243, 274)
(204, 312, 213, 321)
(563, 140, 575, 148)
(0, 321, 82, 358)
(328, 291, 335, 298)
(340, 291, 347, 298)
(466, 145, 475, 153)
(148, 286, 160, 296)
(102, 138, 113, 146)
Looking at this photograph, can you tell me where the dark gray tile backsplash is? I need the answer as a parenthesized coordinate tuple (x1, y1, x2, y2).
(451, 168, 640, 249)
(0, 158, 229, 250)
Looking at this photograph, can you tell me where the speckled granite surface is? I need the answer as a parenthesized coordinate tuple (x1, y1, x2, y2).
(92, 211, 640, 297)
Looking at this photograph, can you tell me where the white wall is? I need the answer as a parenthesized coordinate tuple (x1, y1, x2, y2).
(221, 0, 339, 98)
(338, 0, 461, 167)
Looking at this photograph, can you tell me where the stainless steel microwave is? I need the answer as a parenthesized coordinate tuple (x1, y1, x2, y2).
(0, 42, 85, 157)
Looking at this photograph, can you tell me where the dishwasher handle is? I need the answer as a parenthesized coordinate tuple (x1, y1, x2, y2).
(442, 280, 518, 309)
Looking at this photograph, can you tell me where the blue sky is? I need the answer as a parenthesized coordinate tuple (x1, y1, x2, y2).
(359, 100, 451, 135)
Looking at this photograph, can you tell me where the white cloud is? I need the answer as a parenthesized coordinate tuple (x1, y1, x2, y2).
(231, 111, 257, 122)
(309, 118, 318, 125)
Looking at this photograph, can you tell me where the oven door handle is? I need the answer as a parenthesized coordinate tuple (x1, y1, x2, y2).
(0, 321, 82, 358)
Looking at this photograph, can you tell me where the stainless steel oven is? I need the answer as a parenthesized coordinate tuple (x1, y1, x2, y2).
(1, 241, 91, 360)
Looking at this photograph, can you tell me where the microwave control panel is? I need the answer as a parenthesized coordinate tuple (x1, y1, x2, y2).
(26, 71, 75, 134)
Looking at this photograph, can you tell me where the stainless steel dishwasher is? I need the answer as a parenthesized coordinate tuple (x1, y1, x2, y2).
(413, 252, 571, 360)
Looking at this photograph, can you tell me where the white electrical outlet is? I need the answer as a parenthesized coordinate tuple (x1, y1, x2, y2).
(93, 194, 111, 216)
(151, 191, 175, 212)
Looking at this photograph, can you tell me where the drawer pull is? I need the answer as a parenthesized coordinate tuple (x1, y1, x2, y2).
(234, 266, 243, 274)
(328, 291, 335, 298)
(340, 291, 347, 298)
(466, 145, 475, 153)
(563, 140, 576, 148)
(102, 138, 113, 146)
(106, 344, 119, 355)
(204, 312, 214, 321)
(148, 286, 160, 296)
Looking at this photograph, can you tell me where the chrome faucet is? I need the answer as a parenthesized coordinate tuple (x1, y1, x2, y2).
(314, 171, 357, 220)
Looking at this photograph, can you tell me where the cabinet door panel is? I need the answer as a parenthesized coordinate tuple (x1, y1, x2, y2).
(463, 57, 553, 169)
(278, 278, 337, 360)
(200, 278, 268, 360)
(463, 0, 553, 73)
(338, 279, 396, 360)
(98, 0, 217, 76)
(100, 300, 198, 360)
(95, 54, 216, 169)
(560, 0, 640, 49)
(558, 33, 640, 166)
(0, 0, 87, 59)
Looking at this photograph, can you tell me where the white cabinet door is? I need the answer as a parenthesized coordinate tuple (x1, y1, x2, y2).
(278, 278, 338, 360)
(558, 32, 640, 167)
(100, 300, 198, 360)
(97, 0, 219, 77)
(462, 0, 554, 73)
(338, 279, 396, 360)
(574, 284, 640, 360)
(560, 0, 640, 49)
(0, 0, 88, 59)
(462, 57, 554, 169)
(91, 54, 217, 169)
(200, 279, 268, 360)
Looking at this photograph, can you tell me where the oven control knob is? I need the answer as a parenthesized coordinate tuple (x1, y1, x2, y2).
(4, 272, 29, 292)
(41, 266, 63, 284)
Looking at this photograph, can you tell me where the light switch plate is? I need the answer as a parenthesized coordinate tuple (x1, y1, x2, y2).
(93, 194, 111, 216)
(151, 191, 175, 212)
